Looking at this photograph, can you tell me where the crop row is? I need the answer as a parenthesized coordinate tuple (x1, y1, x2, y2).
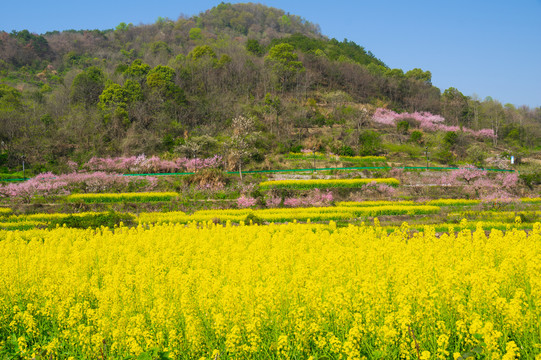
(66, 191, 179, 203)
(340, 198, 541, 207)
(259, 178, 399, 190)
(138, 205, 440, 224)
(393, 220, 539, 233)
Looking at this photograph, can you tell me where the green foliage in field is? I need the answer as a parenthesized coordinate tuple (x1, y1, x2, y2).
(48, 211, 135, 229)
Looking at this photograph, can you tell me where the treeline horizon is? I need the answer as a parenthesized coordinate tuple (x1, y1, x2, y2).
(0, 2, 539, 172)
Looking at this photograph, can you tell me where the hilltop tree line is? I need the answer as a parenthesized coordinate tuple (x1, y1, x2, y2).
(0, 2, 539, 171)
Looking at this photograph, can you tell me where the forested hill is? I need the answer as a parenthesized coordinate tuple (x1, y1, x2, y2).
(0, 2, 540, 172)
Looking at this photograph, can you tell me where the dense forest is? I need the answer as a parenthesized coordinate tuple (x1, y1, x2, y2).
(0, 2, 540, 173)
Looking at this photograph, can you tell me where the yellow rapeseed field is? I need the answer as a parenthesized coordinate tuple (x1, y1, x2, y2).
(1, 221, 541, 359)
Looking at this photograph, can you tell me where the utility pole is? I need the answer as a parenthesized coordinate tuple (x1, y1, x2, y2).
(22, 155, 26, 180)
(425, 147, 429, 170)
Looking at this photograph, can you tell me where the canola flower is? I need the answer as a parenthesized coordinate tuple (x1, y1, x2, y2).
(3, 212, 113, 223)
(0, 220, 45, 230)
(259, 178, 400, 190)
(66, 192, 179, 203)
(138, 205, 440, 225)
(425, 199, 481, 206)
(1, 221, 541, 359)
(449, 210, 541, 223)
(337, 200, 417, 207)
(0, 207, 12, 215)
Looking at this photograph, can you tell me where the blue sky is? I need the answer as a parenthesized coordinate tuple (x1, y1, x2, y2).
(2, 0, 540, 108)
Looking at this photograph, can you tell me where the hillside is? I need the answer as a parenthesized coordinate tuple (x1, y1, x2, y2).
(0, 2, 540, 177)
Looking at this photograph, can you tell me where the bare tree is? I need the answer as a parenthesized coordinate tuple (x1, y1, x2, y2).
(229, 115, 258, 181)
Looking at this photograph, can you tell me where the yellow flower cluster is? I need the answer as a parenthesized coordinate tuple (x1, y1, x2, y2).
(3, 211, 112, 223)
(259, 178, 400, 190)
(337, 200, 417, 207)
(2, 221, 540, 358)
(386, 220, 539, 233)
(138, 205, 440, 225)
(66, 192, 179, 203)
(0, 207, 12, 215)
(449, 210, 541, 223)
(0, 220, 45, 230)
(426, 199, 481, 206)
(522, 197, 541, 203)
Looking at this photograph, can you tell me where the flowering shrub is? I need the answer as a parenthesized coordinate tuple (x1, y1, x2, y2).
(481, 190, 520, 210)
(0, 172, 69, 202)
(0, 172, 157, 202)
(440, 165, 487, 186)
(265, 195, 282, 208)
(236, 195, 257, 208)
(497, 172, 519, 189)
(440, 166, 519, 199)
(84, 154, 222, 173)
(373, 108, 496, 140)
(284, 189, 333, 207)
(363, 181, 397, 198)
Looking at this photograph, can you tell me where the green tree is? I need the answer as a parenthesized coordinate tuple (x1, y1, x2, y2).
(146, 65, 184, 102)
(263, 93, 282, 134)
(405, 68, 432, 83)
(124, 59, 150, 80)
(0, 85, 23, 154)
(265, 43, 305, 91)
(70, 67, 105, 107)
(188, 45, 217, 61)
(189, 27, 203, 40)
(358, 130, 382, 156)
(98, 80, 142, 112)
(149, 41, 171, 56)
(246, 39, 263, 56)
(442, 87, 468, 127)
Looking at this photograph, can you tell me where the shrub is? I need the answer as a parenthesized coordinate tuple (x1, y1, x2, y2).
(519, 164, 541, 189)
(466, 145, 486, 167)
(48, 211, 135, 229)
(443, 131, 459, 147)
(244, 213, 264, 225)
(184, 168, 227, 189)
(435, 149, 456, 165)
(396, 120, 410, 134)
(410, 130, 423, 144)
(358, 130, 382, 156)
(338, 145, 355, 157)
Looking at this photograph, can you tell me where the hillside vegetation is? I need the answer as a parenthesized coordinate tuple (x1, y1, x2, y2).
(0, 2, 540, 176)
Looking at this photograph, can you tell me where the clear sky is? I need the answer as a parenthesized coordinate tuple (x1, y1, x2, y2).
(2, 0, 540, 108)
